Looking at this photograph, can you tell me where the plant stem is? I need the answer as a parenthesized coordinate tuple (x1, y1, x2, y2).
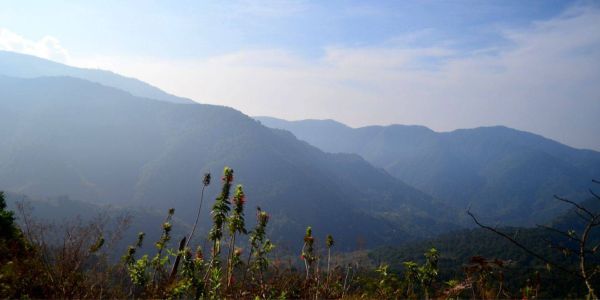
(226, 233, 236, 289)
(185, 185, 207, 250)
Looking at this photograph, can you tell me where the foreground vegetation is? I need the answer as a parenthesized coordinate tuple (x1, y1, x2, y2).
(1, 168, 598, 299)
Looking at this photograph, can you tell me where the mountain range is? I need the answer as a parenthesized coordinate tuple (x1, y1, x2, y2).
(0, 50, 192, 104)
(0, 52, 461, 250)
(255, 117, 600, 225)
(1, 50, 597, 252)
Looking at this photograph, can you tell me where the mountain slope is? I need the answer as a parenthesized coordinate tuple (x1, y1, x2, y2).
(255, 117, 600, 225)
(3, 191, 192, 258)
(369, 197, 600, 298)
(0, 75, 460, 249)
(0, 50, 193, 104)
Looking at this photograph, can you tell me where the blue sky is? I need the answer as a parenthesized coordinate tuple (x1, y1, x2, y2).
(0, 0, 576, 58)
(1, 0, 599, 150)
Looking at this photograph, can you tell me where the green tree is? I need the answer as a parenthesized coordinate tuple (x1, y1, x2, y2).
(0, 192, 18, 240)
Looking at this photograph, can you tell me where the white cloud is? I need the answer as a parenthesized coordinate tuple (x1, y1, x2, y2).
(0, 28, 70, 63)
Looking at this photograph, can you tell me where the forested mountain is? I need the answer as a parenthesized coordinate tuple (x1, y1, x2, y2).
(0, 75, 461, 250)
(369, 197, 600, 298)
(0, 51, 193, 104)
(256, 117, 600, 225)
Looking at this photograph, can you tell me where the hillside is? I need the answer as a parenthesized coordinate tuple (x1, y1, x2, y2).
(0, 51, 193, 104)
(0, 75, 461, 250)
(256, 117, 600, 225)
(3, 191, 191, 258)
(369, 197, 600, 298)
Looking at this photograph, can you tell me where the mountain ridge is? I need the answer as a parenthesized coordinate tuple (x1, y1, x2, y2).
(0, 75, 462, 250)
(0, 50, 194, 104)
(255, 116, 600, 225)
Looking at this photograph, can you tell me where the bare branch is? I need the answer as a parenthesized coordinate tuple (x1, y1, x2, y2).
(547, 242, 596, 256)
(537, 224, 582, 243)
(467, 210, 582, 279)
(548, 243, 579, 255)
(590, 188, 600, 201)
(554, 195, 595, 219)
(575, 209, 593, 223)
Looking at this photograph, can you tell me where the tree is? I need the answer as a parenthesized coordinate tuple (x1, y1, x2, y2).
(0, 191, 18, 240)
(468, 179, 600, 299)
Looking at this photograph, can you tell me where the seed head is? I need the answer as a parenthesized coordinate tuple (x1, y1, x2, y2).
(258, 211, 269, 226)
(203, 173, 211, 186)
(326, 234, 335, 248)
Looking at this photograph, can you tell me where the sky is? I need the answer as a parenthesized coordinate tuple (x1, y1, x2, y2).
(1, 0, 599, 150)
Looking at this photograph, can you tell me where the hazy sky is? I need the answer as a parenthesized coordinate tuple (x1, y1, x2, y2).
(1, 0, 599, 150)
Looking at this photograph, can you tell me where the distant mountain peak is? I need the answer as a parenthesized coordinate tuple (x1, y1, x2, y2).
(0, 50, 194, 104)
(0, 75, 462, 249)
(255, 116, 351, 129)
(256, 115, 600, 226)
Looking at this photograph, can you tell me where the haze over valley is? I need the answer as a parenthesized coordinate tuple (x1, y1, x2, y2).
(1, 1, 599, 298)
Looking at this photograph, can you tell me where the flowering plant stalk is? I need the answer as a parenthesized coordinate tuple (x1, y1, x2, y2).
(226, 184, 247, 288)
(243, 208, 273, 293)
(301, 226, 316, 280)
(151, 208, 174, 286)
(325, 234, 335, 289)
(206, 167, 234, 294)
(185, 173, 211, 250)
(209, 167, 233, 258)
